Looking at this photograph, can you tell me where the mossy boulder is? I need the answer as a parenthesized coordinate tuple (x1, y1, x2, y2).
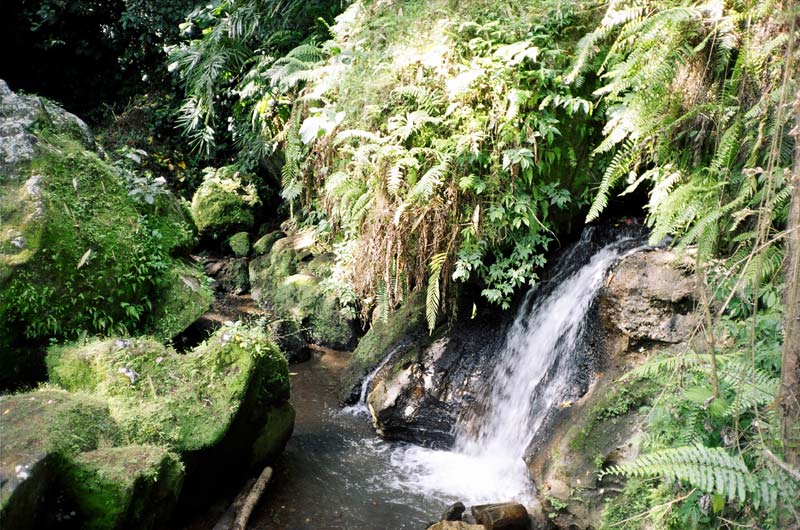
(47, 323, 291, 453)
(3, 323, 293, 530)
(145, 260, 213, 342)
(217, 258, 251, 295)
(0, 389, 185, 530)
(64, 446, 183, 530)
(0, 82, 208, 384)
(251, 230, 285, 256)
(0, 388, 120, 530)
(228, 231, 250, 257)
(249, 230, 355, 358)
(190, 166, 259, 238)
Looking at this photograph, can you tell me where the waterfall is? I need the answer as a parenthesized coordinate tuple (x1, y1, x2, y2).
(388, 232, 643, 504)
(341, 348, 398, 416)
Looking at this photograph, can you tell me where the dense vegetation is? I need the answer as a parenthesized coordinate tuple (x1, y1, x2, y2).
(167, 0, 799, 527)
(2, 0, 798, 528)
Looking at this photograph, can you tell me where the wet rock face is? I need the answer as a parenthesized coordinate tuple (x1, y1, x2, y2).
(599, 249, 698, 345)
(524, 249, 698, 529)
(367, 311, 509, 448)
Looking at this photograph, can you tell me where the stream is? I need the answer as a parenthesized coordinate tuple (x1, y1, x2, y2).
(250, 348, 448, 530)
(186, 230, 644, 530)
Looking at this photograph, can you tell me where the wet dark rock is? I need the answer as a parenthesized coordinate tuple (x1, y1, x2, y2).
(599, 249, 698, 345)
(367, 310, 509, 448)
(365, 227, 645, 448)
(442, 501, 466, 521)
(471, 503, 530, 530)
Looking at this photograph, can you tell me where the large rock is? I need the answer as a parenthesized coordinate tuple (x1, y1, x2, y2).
(0, 388, 185, 530)
(1, 323, 295, 530)
(190, 166, 259, 238)
(64, 446, 184, 530)
(249, 229, 356, 358)
(524, 249, 698, 528)
(599, 249, 697, 345)
(367, 311, 508, 447)
(46, 323, 291, 454)
(0, 81, 209, 386)
(0, 389, 116, 529)
(0, 79, 93, 179)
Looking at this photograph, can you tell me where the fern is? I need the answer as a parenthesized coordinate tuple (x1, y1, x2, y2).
(603, 445, 760, 505)
(426, 253, 447, 335)
(586, 140, 639, 222)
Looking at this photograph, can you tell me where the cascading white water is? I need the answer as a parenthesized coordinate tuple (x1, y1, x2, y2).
(341, 348, 398, 416)
(388, 236, 640, 504)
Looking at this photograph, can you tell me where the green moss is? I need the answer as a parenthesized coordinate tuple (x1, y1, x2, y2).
(249, 231, 354, 351)
(250, 402, 296, 465)
(0, 389, 118, 466)
(64, 446, 184, 530)
(0, 133, 200, 347)
(340, 293, 426, 396)
(271, 273, 352, 347)
(569, 379, 657, 453)
(0, 388, 119, 520)
(190, 166, 258, 236)
(46, 323, 289, 453)
(145, 260, 213, 341)
(228, 232, 250, 257)
(251, 231, 284, 256)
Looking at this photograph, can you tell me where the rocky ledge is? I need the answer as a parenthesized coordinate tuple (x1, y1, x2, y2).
(0, 323, 294, 530)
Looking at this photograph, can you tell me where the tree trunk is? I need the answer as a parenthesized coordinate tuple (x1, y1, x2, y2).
(780, 88, 800, 468)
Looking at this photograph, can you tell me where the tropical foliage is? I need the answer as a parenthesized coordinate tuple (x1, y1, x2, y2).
(167, 0, 799, 527)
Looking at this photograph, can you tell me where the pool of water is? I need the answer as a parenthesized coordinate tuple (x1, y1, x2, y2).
(250, 349, 452, 530)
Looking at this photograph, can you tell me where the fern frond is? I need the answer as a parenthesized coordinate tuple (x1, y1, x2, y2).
(603, 445, 757, 505)
(426, 253, 447, 334)
(586, 140, 639, 222)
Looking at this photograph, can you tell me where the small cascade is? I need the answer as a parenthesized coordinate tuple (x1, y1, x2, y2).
(341, 349, 398, 416)
(388, 231, 644, 504)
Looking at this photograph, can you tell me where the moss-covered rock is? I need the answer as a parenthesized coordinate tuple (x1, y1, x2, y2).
(0, 388, 119, 530)
(251, 230, 285, 256)
(47, 323, 290, 453)
(249, 230, 356, 357)
(64, 446, 183, 530)
(250, 402, 296, 465)
(217, 257, 251, 295)
(0, 82, 209, 383)
(228, 231, 250, 257)
(190, 166, 258, 237)
(341, 293, 426, 399)
(0, 388, 186, 530)
(146, 260, 213, 342)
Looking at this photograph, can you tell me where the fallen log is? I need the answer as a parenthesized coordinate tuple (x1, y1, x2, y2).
(232, 466, 273, 530)
(211, 479, 255, 530)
